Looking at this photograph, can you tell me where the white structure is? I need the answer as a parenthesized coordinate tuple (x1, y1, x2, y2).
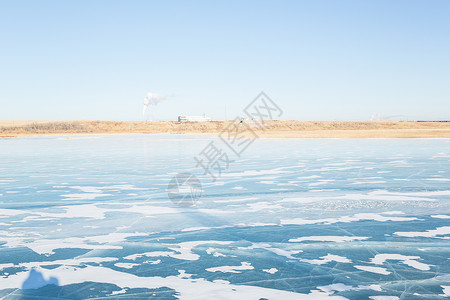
(178, 115, 212, 122)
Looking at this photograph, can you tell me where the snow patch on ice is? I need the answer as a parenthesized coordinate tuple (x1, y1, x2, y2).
(370, 254, 431, 271)
(354, 265, 391, 275)
(300, 254, 351, 265)
(114, 263, 139, 269)
(206, 262, 254, 273)
(281, 212, 417, 226)
(431, 215, 450, 219)
(239, 243, 302, 260)
(262, 268, 278, 274)
(289, 236, 369, 243)
(1, 265, 339, 299)
(394, 226, 450, 238)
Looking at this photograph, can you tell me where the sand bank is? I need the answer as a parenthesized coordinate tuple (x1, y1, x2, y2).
(1, 120, 450, 138)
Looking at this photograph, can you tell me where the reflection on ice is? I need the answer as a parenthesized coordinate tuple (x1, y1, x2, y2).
(22, 269, 59, 289)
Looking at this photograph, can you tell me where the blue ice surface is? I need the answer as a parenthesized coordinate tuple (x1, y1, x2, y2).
(0, 135, 449, 299)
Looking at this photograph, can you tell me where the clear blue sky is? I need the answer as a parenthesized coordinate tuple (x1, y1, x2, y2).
(0, 0, 449, 121)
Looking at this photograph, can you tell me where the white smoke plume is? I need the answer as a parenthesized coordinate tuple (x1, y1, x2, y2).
(370, 113, 409, 121)
(142, 92, 168, 120)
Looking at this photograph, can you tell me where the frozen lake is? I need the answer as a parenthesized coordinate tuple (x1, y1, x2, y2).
(0, 135, 449, 299)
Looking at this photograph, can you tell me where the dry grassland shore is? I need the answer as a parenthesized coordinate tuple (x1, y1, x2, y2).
(1, 120, 450, 138)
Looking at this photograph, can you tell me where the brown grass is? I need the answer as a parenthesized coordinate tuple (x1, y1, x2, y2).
(1, 120, 450, 138)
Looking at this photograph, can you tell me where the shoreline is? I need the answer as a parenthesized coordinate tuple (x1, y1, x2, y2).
(1, 120, 450, 139)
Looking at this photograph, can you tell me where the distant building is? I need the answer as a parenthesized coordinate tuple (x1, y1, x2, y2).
(178, 115, 212, 122)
